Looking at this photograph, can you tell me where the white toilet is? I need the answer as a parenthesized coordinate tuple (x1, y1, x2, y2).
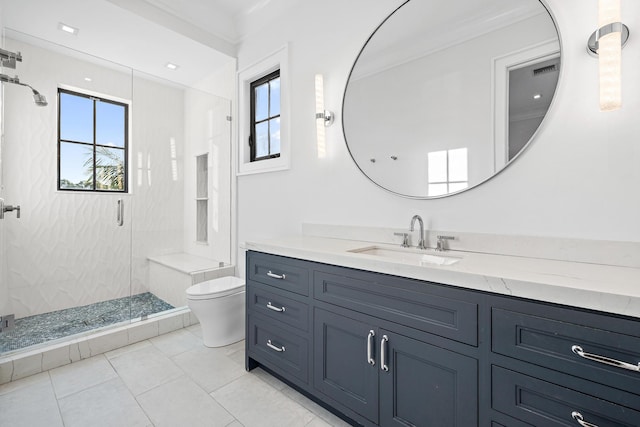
(186, 276, 246, 348)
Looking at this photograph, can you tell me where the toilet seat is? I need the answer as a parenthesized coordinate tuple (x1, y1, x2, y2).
(186, 276, 245, 300)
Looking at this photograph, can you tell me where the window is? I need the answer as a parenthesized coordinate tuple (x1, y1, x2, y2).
(58, 88, 128, 192)
(427, 148, 468, 196)
(237, 45, 289, 175)
(249, 70, 280, 162)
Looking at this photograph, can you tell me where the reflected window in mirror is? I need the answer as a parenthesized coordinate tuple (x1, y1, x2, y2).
(427, 148, 468, 197)
(249, 70, 281, 162)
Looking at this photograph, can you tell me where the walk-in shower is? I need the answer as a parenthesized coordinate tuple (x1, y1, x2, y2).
(0, 29, 232, 362)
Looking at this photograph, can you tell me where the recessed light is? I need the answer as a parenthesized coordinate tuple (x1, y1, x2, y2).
(165, 62, 179, 71)
(533, 94, 542, 100)
(84, 77, 92, 82)
(58, 22, 79, 35)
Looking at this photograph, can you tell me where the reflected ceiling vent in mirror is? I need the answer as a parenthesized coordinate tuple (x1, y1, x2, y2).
(587, 0, 630, 112)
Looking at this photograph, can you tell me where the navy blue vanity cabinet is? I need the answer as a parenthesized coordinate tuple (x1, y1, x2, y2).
(313, 307, 478, 426)
(489, 296, 640, 427)
(246, 252, 313, 389)
(246, 250, 640, 427)
(246, 250, 480, 427)
(312, 267, 480, 426)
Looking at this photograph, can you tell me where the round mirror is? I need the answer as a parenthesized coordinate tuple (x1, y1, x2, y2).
(343, 0, 561, 198)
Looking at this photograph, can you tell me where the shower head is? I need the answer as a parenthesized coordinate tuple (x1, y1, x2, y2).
(0, 73, 48, 106)
(30, 88, 48, 107)
(19, 83, 48, 107)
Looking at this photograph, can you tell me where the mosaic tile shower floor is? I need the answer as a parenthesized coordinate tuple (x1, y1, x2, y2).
(0, 293, 174, 353)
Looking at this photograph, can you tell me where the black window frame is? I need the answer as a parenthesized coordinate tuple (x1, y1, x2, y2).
(249, 69, 281, 162)
(57, 88, 129, 193)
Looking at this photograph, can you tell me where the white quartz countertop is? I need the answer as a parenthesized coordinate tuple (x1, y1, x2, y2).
(245, 235, 640, 320)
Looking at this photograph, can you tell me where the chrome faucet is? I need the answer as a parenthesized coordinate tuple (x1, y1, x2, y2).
(410, 215, 426, 249)
(436, 235, 455, 252)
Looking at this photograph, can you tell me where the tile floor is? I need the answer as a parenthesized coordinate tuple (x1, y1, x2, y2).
(0, 324, 352, 427)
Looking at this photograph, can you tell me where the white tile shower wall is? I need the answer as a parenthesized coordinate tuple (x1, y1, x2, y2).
(235, 0, 640, 277)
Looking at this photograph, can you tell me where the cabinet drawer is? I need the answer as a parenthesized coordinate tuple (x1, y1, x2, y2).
(492, 366, 640, 426)
(248, 314, 308, 384)
(492, 308, 640, 395)
(248, 252, 309, 296)
(248, 284, 309, 332)
(314, 270, 478, 346)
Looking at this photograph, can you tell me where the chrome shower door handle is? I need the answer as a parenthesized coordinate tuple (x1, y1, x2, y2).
(117, 199, 124, 226)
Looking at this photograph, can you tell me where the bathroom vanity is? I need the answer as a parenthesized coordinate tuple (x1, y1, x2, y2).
(245, 235, 640, 427)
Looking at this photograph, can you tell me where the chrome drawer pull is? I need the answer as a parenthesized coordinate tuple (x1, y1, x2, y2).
(266, 302, 285, 313)
(367, 330, 375, 366)
(381, 335, 389, 372)
(267, 271, 286, 280)
(572, 411, 598, 427)
(571, 345, 640, 372)
(267, 339, 285, 352)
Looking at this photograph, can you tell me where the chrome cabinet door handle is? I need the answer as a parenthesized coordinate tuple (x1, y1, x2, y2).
(571, 345, 639, 372)
(266, 339, 285, 352)
(381, 335, 389, 372)
(572, 411, 598, 427)
(367, 330, 375, 366)
(267, 271, 286, 280)
(266, 302, 285, 313)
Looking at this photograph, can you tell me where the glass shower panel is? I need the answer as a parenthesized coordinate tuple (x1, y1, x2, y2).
(0, 30, 134, 355)
(131, 70, 232, 311)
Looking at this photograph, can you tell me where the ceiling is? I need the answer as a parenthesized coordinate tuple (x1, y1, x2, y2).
(1, 0, 293, 87)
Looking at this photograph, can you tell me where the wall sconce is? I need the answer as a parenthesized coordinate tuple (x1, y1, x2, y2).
(315, 74, 334, 158)
(587, 0, 630, 111)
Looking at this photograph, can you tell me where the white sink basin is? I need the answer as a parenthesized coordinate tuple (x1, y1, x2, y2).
(348, 246, 461, 266)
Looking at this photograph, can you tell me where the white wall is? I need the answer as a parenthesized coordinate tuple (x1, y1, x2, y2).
(235, 0, 640, 274)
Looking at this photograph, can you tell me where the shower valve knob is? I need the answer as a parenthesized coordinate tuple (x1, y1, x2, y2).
(2, 204, 20, 219)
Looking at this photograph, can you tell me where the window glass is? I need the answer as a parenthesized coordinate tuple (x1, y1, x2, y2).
(59, 142, 93, 189)
(270, 117, 281, 155)
(255, 121, 270, 158)
(60, 92, 93, 143)
(270, 78, 281, 116)
(427, 151, 447, 182)
(96, 101, 126, 147)
(254, 83, 269, 122)
(95, 147, 125, 191)
(448, 148, 468, 182)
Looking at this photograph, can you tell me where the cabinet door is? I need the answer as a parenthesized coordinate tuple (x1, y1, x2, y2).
(379, 331, 478, 427)
(314, 308, 379, 424)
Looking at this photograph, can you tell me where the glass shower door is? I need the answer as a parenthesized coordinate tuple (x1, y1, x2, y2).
(0, 30, 134, 355)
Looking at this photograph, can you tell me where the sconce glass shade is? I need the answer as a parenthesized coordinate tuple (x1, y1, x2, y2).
(598, 0, 622, 111)
(315, 74, 326, 158)
(315, 74, 334, 158)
